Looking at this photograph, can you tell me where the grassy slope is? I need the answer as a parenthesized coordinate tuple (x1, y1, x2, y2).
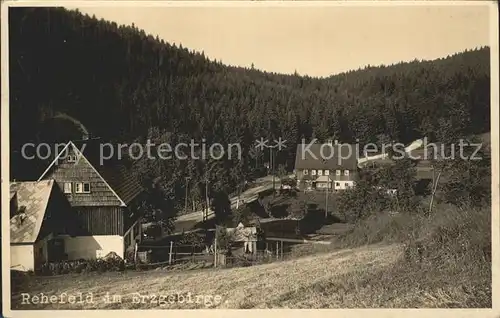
(12, 244, 403, 309)
(11, 203, 490, 309)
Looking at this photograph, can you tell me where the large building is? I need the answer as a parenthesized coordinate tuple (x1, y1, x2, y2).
(37, 140, 145, 260)
(294, 142, 359, 191)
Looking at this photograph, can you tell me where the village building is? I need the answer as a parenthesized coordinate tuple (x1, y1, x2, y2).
(294, 142, 359, 191)
(33, 139, 145, 261)
(10, 180, 76, 271)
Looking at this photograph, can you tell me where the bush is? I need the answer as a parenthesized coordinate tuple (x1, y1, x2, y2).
(215, 226, 235, 253)
(230, 255, 253, 267)
(36, 256, 125, 276)
(179, 232, 205, 247)
(337, 181, 391, 223)
(403, 205, 490, 267)
(332, 202, 491, 306)
(232, 205, 254, 225)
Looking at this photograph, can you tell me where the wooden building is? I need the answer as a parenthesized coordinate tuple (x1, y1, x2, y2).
(37, 140, 144, 260)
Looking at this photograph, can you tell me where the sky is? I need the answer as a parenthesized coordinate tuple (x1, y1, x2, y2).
(71, 4, 491, 78)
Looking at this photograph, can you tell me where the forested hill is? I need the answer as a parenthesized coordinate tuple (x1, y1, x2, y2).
(9, 7, 490, 206)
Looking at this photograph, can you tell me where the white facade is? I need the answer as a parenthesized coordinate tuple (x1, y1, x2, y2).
(11, 245, 34, 271)
(333, 180, 355, 190)
(11, 235, 51, 272)
(62, 235, 124, 260)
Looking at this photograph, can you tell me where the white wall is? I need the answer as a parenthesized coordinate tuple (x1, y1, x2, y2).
(334, 181, 355, 190)
(62, 235, 124, 260)
(11, 245, 34, 271)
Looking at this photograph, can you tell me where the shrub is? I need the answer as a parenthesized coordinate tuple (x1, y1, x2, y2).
(232, 205, 255, 225)
(36, 256, 126, 276)
(231, 255, 253, 267)
(215, 226, 235, 253)
(404, 205, 491, 266)
(179, 232, 205, 248)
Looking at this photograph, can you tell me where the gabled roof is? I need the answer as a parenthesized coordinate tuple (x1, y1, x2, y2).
(315, 175, 333, 183)
(294, 143, 358, 171)
(10, 180, 55, 244)
(37, 140, 144, 206)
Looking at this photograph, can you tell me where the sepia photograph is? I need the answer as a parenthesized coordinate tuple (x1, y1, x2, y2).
(1, 0, 499, 316)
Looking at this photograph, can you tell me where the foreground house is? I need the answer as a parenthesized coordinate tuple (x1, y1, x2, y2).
(10, 180, 75, 271)
(294, 142, 359, 190)
(37, 140, 144, 260)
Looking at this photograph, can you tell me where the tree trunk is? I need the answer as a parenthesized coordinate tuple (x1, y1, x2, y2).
(428, 169, 443, 215)
(205, 181, 209, 221)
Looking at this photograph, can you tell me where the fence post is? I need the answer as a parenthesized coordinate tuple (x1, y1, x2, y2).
(276, 241, 279, 260)
(134, 240, 138, 263)
(168, 241, 173, 265)
(281, 240, 283, 259)
(214, 237, 217, 268)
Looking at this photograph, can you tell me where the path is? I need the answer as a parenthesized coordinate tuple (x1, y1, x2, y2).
(175, 174, 295, 224)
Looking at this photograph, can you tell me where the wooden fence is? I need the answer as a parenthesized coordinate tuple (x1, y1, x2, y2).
(138, 241, 214, 265)
(137, 237, 329, 269)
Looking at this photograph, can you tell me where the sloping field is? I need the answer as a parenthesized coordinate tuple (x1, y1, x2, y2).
(12, 244, 404, 309)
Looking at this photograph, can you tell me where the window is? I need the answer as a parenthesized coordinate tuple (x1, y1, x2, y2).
(325, 170, 330, 176)
(83, 183, 91, 193)
(317, 170, 323, 176)
(336, 170, 341, 176)
(311, 170, 317, 175)
(75, 182, 83, 193)
(67, 155, 77, 163)
(336, 182, 340, 187)
(303, 169, 308, 175)
(63, 182, 72, 194)
(344, 170, 350, 176)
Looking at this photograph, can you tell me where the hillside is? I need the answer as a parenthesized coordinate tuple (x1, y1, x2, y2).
(7, 244, 415, 309)
(9, 7, 491, 212)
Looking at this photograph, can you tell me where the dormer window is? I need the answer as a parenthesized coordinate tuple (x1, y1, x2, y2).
(311, 170, 317, 176)
(344, 170, 350, 176)
(303, 169, 308, 175)
(336, 170, 341, 176)
(317, 170, 323, 176)
(67, 155, 77, 163)
(75, 182, 91, 193)
(83, 183, 91, 193)
(75, 183, 83, 193)
(325, 170, 330, 176)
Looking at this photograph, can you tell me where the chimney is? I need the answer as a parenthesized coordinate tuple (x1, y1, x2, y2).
(18, 206, 27, 225)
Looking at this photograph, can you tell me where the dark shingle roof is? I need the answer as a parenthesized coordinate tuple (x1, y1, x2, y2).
(39, 140, 144, 206)
(72, 140, 144, 205)
(294, 143, 358, 170)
